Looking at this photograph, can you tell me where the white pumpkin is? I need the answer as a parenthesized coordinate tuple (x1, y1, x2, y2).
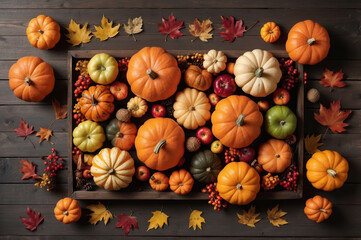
(203, 49, 227, 74)
(234, 49, 282, 97)
(91, 147, 135, 191)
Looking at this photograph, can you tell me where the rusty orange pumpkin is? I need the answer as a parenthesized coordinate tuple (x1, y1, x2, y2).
(169, 169, 194, 195)
(54, 197, 81, 224)
(304, 195, 332, 223)
(149, 172, 169, 191)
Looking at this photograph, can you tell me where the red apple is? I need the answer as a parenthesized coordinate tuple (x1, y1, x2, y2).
(273, 88, 290, 105)
(239, 147, 255, 163)
(152, 104, 166, 118)
(213, 74, 237, 97)
(208, 93, 220, 106)
(82, 168, 92, 179)
(135, 166, 151, 181)
(257, 100, 270, 111)
(196, 127, 213, 145)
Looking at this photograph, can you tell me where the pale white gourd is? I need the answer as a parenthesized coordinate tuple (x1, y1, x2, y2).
(203, 49, 227, 74)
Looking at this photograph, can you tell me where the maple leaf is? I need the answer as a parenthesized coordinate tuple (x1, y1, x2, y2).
(19, 159, 41, 180)
(86, 202, 113, 225)
(123, 17, 143, 42)
(219, 16, 259, 42)
(36, 127, 53, 144)
(93, 15, 120, 41)
(66, 19, 92, 46)
(158, 13, 184, 42)
(267, 205, 288, 227)
(320, 69, 345, 91)
(237, 205, 261, 228)
(189, 210, 205, 230)
(189, 18, 213, 42)
(147, 210, 168, 231)
(14, 119, 34, 139)
(20, 207, 44, 231)
(116, 214, 139, 235)
(305, 134, 324, 154)
(52, 98, 67, 120)
(314, 100, 352, 133)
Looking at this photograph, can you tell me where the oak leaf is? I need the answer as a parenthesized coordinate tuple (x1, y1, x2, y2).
(147, 210, 168, 231)
(219, 16, 259, 42)
(123, 17, 143, 41)
(314, 100, 352, 133)
(320, 69, 345, 91)
(267, 205, 288, 227)
(36, 127, 53, 144)
(87, 202, 113, 225)
(93, 15, 120, 41)
(19, 159, 41, 180)
(66, 19, 92, 46)
(158, 13, 184, 42)
(237, 205, 261, 228)
(14, 119, 34, 139)
(305, 134, 324, 154)
(52, 98, 67, 120)
(189, 210, 205, 230)
(116, 214, 139, 235)
(20, 207, 44, 231)
(189, 18, 213, 42)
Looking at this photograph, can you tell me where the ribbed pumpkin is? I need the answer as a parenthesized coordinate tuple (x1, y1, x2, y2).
(211, 95, 263, 148)
(149, 172, 169, 191)
(217, 162, 260, 205)
(54, 198, 81, 224)
(127, 96, 148, 118)
(258, 139, 292, 173)
(169, 169, 194, 195)
(106, 119, 137, 151)
(184, 65, 213, 91)
(135, 118, 185, 171)
(260, 22, 281, 43)
(9, 56, 55, 102)
(190, 150, 222, 183)
(87, 53, 119, 85)
(127, 47, 181, 102)
(72, 120, 105, 153)
(79, 85, 114, 122)
(203, 49, 227, 74)
(26, 15, 60, 50)
(306, 150, 348, 191)
(91, 147, 135, 191)
(304, 195, 332, 223)
(173, 88, 211, 130)
(286, 20, 330, 65)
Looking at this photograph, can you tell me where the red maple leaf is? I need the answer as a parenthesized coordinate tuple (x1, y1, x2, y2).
(320, 69, 345, 91)
(158, 13, 184, 42)
(116, 214, 139, 235)
(20, 207, 44, 231)
(19, 159, 41, 180)
(14, 119, 34, 139)
(314, 100, 352, 133)
(219, 16, 259, 42)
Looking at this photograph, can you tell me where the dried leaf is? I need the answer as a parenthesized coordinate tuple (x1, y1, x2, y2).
(19, 159, 41, 180)
(189, 210, 205, 230)
(237, 205, 261, 228)
(189, 18, 213, 42)
(314, 100, 352, 133)
(52, 98, 67, 119)
(158, 13, 184, 42)
(14, 119, 34, 139)
(86, 202, 113, 225)
(36, 127, 53, 144)
(93, 15, 120, 41)
(147, 210, 168, 231)
(320, 69, 345, 91)
(20, 207, 44, 231)
(66, 19, 92, 46)
(123, 17, 143, 41)
(116, 214, 139, 235)
(219, 16, 259, 42)
(305, 134, 324, 154)
(267, 205, 288, 227)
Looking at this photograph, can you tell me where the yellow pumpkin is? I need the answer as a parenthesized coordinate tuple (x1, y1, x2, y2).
(127, 96, 148, 118)
(72, 120, 105, 153)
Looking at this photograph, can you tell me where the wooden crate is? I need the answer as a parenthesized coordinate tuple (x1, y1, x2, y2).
(68, 50, 304, 200)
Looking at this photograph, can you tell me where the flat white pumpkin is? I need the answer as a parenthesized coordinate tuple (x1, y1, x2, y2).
(234, 49, 282, 97)
(203, 49, 227, 74)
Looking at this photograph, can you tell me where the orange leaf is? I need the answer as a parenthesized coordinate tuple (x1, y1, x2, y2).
(19, 159, 41, 180)
(36, 127, 53, 144)
(52, 98, 67, 119)
(314, 100, 352, 133)
(319, 68, 345, 91)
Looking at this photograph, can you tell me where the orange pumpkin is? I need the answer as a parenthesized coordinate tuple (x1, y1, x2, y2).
(304, 195, 332, 223)
(306, 150, 348, 191)
(258, 139, 292, 173)
(169, 169, 194, 195)
(26, 14, 60, 50)
(184, 65, 213, 91)
(260, 22, 281, 43)
(149, 172, 169, 191)
(110, 81, 128, 101)
(9, 56, 55, 102)
(135, 118, 185, 171)
(217, 162, 260, 205)
(127, 47, 181, 102)
(54, 197, 81, 224)
(226, 62, 235, 75)
(286, 20, 330, 65)
(211, 95, 263, 148)
(79, 85, 114, 122)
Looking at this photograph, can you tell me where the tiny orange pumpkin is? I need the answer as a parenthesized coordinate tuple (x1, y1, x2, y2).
(184, 65, 213, 91)
(169, 169, 194, 195)
(258, 139, 292, 173)
(149, 172, 169, 191)
(304, 195, 332, 223)
(54, 197, 81, 224)
(260, 22, 281, 43)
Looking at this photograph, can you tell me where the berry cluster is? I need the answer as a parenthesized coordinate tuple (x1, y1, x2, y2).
(262, 173, 280, 190)
(43, 148, 65, 177)
(280, 165, 299, 192)
(224, 148, 242, 164)
(75, 60, 89, 75)
(279, 58, 301, 90)
(177, 53, 204, 70)
(74, 74, 92, 97)
(72, 146, 82, 156)
(118, 58, 130, 79)
(202, 183, 228, 211)
(34, 173, 53, 191)
(73, 102, 86, 125)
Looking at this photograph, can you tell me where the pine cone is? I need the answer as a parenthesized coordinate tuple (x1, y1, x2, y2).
(166, 106, 174, 117)
(82, 182, 93, 191)
(76, 177, 85, 189)
(161, 96, 175, 107)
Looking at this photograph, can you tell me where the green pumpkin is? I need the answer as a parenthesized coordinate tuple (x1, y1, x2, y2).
(265, 105, 297, 139)
(190, 150, 222, 183)
(105, 118, 119, 146)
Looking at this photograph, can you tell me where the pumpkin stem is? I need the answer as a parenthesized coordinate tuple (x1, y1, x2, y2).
(63, 210, 69, 216)
(280, 120, 286, 126)
(100, 65, 106, 71)
(90, 94, 97, 106)
(38, 29, 44, 34)
(154, 139, 166, 154)
(236, 183, 242, 190)
(108, 169, 115, 175)
(269, 30, 273, 34)
(146, 69, 158, 80)
(179, 182, 184, 187)
(189, 106, 196, 111)
(213, 59, 218, 64)
(206, 167, 211, 172)
(327, 169, 337, 178)
(116, 132, 124, 138)
(319, 208, 327, 213)
(24, 77, 32, 86)
(254, 67, 264, 78)
(275, 154, 280, 158)
(236, 114, 245, 126)
(307, 38, 316, 46)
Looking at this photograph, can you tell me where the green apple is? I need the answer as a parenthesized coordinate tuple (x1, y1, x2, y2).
(265, 106, 297, 139)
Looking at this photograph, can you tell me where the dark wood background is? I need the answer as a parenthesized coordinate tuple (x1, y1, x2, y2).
(0, 0, 360, 239)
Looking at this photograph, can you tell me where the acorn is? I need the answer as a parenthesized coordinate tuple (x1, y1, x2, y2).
(186, 137, 201, 152)
(116, 108, 131, 123)
(307, 88, 320, 103)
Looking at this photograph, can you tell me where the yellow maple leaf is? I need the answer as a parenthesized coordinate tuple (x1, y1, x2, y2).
(86, 202, 113, 225)
(189, 210, 205, 230)
(36, 127, 53, 144)
(147, 211, 168, 231)
(93, 15, 120, 41)
(237, 205, 261, 228)
(305, 134, 324, 154)
(66, 19, 92, 46)
(123, 17, 143, 41)
(267, 204, 288, 227)
(189, 18, 213, 42)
